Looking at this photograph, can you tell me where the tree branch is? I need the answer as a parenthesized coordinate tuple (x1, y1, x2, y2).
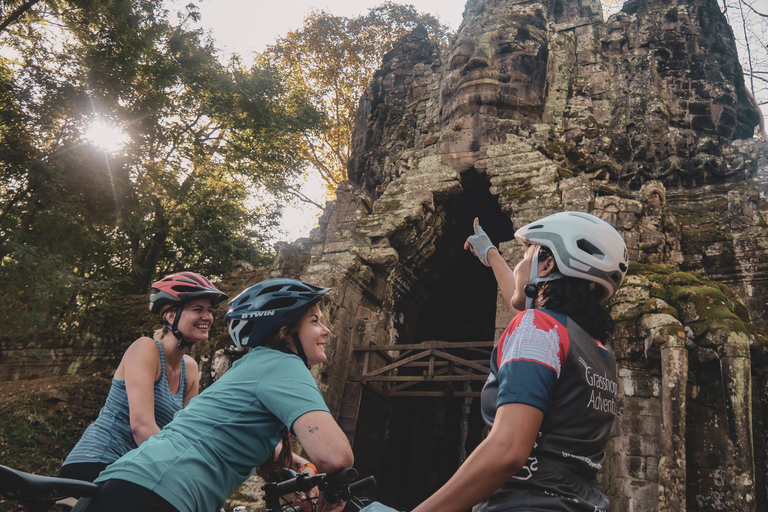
(286, 186, 324, 209)
(744, 72, 768, 84)
(737, 0, 756, 93)
(742, 0, 767, 18)
(0, 0, 42, 36)
(303, 135, 338, 188)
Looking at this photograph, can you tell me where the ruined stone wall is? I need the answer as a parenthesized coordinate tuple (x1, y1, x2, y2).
(3, 0, 768, 510)
(280, 0, 768, 510)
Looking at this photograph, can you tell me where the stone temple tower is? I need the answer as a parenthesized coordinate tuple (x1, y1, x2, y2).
(264, 0, 768, 510)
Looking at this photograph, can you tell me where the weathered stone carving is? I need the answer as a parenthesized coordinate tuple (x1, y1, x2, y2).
(281, 0, 768, 510)
(4, 0, 767, 510)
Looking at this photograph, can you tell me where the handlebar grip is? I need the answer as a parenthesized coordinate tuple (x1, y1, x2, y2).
(320, 468, 359, 503)
(349, 475, 376, 494)
(323, 468, 358, 489)
(271, 472, 324, 496)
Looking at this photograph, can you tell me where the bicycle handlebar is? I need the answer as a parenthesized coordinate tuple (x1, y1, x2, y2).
(263, 467, 375, 510)
(267, 471, 325, 497)
(0, 464, 99, 512)
(0, 463, 378, 512)
(319, 467, 358, 503)
(349, 476, 376, 495)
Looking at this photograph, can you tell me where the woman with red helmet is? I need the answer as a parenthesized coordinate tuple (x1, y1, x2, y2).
(58, 271, 228, 485)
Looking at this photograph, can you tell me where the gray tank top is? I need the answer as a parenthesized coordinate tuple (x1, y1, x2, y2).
(62, 339, 186, 466)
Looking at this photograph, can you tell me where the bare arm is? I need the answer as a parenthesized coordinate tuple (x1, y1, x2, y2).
(486, 247, 518, 314)
(293, 410, 354, 512)
(182, 355, 199, 407)
(465, 217, 518, 313)
(292, 410, 353, 473)
(291, 451, 314, 472)
(287, 448, 319, 511)
(120, 337, 162, 445)
(268, 442, 314, 473)
(411, 403, 543, 512)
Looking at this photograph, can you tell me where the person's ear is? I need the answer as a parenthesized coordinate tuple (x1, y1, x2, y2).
(539, 256, 555, 277)
(163, 308, 176, 324)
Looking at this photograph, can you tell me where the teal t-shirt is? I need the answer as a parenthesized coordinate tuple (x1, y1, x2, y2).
(95, 347, 330, 512)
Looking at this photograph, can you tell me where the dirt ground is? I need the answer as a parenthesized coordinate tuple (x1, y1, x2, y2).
(0, 374, 98, 401)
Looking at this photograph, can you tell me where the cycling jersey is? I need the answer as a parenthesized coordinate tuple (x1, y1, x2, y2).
(61, 339, 186, 471)
(95, 347, 330, 512)
(475, 309, 617, 512)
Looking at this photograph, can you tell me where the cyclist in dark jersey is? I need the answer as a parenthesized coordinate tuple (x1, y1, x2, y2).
(412, 211, 628, 512)
(59, 272, 228, 483)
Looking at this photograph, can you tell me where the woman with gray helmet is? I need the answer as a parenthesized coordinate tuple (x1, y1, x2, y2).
(79, 278, 353, 512)
(410, 211, 628, 512)
(59, 272, 228, 484)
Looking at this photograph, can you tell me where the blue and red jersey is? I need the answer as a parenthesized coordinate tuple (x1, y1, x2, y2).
(476, 309, 617, 511)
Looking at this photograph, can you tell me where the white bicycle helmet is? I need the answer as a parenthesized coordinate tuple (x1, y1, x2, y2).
(515, 211, 628, 305)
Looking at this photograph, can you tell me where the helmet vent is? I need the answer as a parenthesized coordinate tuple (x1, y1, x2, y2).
(577, 239, 605, 259)
(619, 262, 627, 272)
(171, 285, 203, 293)
(568, 212, 600, 224)
(262, 297, 299, 311)
(260, 285, 284, 295)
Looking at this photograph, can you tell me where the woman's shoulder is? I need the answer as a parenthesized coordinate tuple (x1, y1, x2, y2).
(130, 335, 160, 349)
(114, 337, 161, 379)
(182, 354, 199, 374)
(127, 336, 163, 360)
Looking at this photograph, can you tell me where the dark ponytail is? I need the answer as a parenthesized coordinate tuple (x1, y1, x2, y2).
(536, 246, 614, 342)
(257, 323, 301, 479)
(258, 433, 294, 480)
(262, 323, 298, 355)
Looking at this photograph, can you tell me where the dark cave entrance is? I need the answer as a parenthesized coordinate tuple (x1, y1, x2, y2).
(363, 171, 517, 511)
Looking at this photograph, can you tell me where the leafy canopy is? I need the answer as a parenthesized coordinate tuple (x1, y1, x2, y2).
(262, 1, 451, 198)
(0, 0, 321, 343)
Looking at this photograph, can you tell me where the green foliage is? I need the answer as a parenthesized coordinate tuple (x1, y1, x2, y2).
(263, 1, 452, 192)
(0, 393, 87, 475)
(0, 375, 110, 511)
(0, 0, 321, 344)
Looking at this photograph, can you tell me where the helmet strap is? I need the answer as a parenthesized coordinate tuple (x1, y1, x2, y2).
(524, 247, 541, 310)
(524, 246, 564, 309)
(291, 332, 310, 369)
(166, 303, 193, 351)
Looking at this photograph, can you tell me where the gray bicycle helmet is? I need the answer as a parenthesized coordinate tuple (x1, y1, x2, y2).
(225, 278, 331, 349)
(515, 211, 628, 307)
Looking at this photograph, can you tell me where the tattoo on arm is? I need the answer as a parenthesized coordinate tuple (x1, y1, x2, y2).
(308, 425, 319, 433)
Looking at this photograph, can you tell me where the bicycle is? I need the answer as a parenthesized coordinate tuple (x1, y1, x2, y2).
(0, 465, 98, 512)
(263, 467, 377, 512)
(0, 463, 398, 512)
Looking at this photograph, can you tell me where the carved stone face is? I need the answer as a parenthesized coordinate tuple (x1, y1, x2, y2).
(439, 2, 549, 127)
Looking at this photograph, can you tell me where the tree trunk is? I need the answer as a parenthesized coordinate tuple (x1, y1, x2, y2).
(132, 196, 169, 293)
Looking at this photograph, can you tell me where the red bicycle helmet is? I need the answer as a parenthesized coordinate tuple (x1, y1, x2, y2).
(149, 272, 228, 314)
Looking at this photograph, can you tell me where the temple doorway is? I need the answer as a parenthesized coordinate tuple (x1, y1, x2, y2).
(347, 171, 517, 510)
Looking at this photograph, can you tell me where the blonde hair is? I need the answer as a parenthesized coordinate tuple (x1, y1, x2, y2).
(153, 304, 175, 340)
(153, 325, 170, 340)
